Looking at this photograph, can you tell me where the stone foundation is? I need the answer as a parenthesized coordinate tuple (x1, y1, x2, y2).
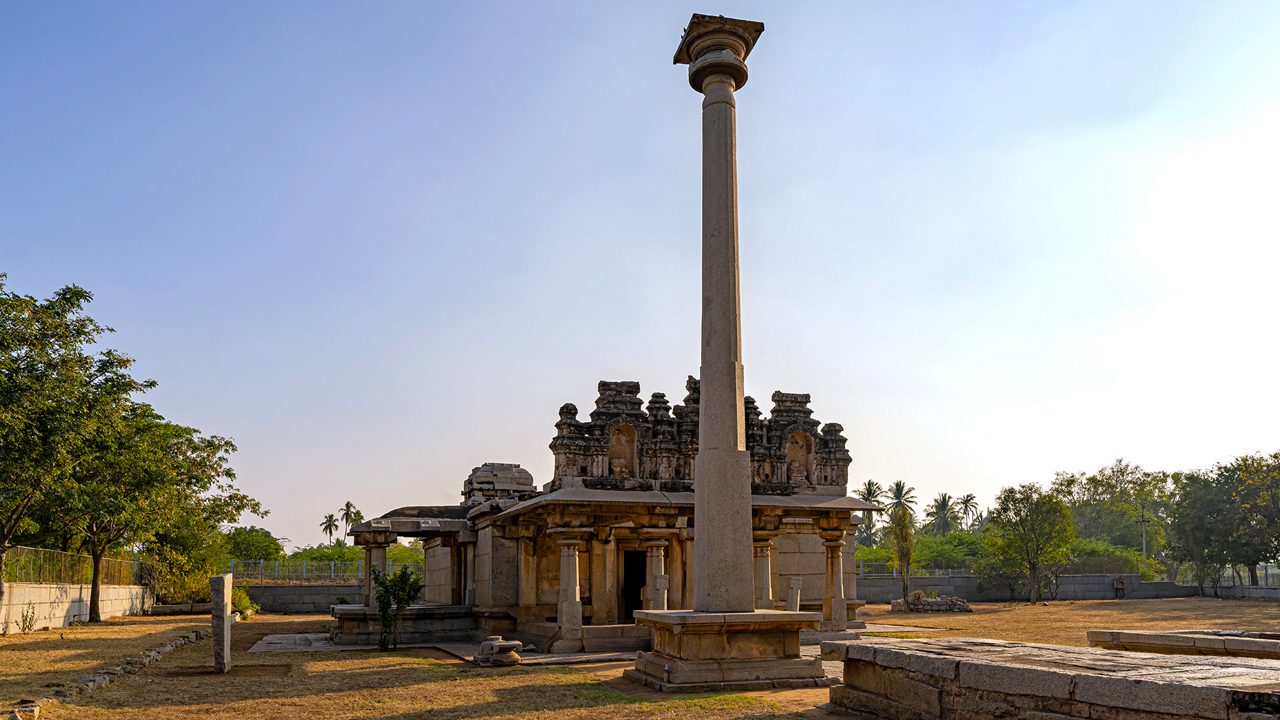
(625, 609, 832, 692)
(1089, 629, 1280, 660)
(329, 604, 478, 645)
(824, 637, 1280, 719)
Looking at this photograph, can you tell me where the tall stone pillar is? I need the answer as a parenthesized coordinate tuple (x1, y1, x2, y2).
(628, 15, 826, 691)
(551, 534, 585, 652)
(689, 12, 756, 616)
(668, 536, 684, 610)
(752, 535, 775, 608)
(820, 531, 847, 632)
(359, 540, 391, 606)
(643, 539, 668, 610)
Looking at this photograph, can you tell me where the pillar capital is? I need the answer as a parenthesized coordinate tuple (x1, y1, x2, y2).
(674, 14, 764, 92)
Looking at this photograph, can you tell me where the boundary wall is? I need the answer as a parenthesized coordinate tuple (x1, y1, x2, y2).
(0, 582, 152, 633)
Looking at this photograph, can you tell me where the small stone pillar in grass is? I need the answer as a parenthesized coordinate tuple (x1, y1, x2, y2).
(211, 573, 232, 673)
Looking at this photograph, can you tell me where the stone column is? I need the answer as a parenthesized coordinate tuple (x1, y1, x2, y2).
(517, 538, 537, 608)
(786, 577, 803, 612)
(643, 539, 668, 610)
(820, 530, 847, 631)
(210, 574, 231, 673)
(361, 545, 375, 606)
(752, 536, 774, 609)
(463, 543, 476, 606)
(668, 537, 684, 610)
(553, 535, 584, 652)
(688, 13, 758, 615)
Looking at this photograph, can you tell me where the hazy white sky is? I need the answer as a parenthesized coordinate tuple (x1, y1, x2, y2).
(4, 2, 1279, 548)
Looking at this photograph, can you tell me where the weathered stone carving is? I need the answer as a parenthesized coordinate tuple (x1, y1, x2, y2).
(548, 379, 851, 496)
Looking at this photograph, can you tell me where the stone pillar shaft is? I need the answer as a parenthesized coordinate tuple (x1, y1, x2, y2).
(822, 535, 847, 631)
(556, 538, 583, 639)
(693, 69, 755, 614)
(644, 540, 668, 610)
(752, 538, 774, 608)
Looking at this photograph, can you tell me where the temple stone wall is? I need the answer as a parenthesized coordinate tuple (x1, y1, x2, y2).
(424, 542, 452, 604)
(474, 530, 517, 607)
(772, 533, 857, 604)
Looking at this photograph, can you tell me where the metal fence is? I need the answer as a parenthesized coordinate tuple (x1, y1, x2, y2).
(220, 559, 425, 583)
(855, 556, 1142, 578)
(2, 546, 144, 586)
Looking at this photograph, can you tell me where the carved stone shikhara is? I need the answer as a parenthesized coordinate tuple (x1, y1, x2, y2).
(549, 379, 851, 496)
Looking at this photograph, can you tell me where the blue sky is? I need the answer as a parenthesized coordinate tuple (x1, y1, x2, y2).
(4, 2, 1279, 548)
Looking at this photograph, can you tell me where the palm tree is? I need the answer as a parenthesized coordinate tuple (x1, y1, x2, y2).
(923, 493, 961, 536)
(350, 509, 364, 528)
(320, 514, 339, 544)
(340, 501, 358, 535)
(958, 493, 979, 528)
(887, 505, 915, 604)
(855, 479, 885, 544)
(887, 480, 917, 516)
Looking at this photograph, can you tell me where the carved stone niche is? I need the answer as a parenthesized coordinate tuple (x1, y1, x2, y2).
(608, 422, 638, 478)
(785, 430, 815, 485)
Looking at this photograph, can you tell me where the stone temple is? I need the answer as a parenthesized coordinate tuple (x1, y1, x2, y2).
(337, 377, 875, 652)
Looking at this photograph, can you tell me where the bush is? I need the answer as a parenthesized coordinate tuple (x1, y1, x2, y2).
(231, 587, 259, 618)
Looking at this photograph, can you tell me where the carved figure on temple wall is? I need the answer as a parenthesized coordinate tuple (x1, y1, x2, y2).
(788, 459, 808, 483)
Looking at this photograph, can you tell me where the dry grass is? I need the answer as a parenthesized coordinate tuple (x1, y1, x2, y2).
(860, 597, 1280, 646)
(0, 615, 207, 705)
(7, 599, 1276, 719)
(42, 616, 828, 720)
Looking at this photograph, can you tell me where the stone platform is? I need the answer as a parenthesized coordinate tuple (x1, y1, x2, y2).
(329, 604, 477, 645)
(823, 637, 1280, 719)
(626, 609, 833, 692)
(1089, 629, 1280, 660)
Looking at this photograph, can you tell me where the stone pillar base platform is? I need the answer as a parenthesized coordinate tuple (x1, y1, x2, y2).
(624, 609, 834, 692)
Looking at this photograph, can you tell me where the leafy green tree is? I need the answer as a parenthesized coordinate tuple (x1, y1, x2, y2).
(320, 514, 339, 544)
(1166, 470, 1236, 595)
(886, 505, 915, 604)
(1222, 452, 1280, 585)
(55, 403, 258, 621)
(923, 493, 961, 536)
(1051, 460, 1169, 560)
(988, 484, 1074, 603)
(0, 278, 141, 616)
(226, 526, 285, 561)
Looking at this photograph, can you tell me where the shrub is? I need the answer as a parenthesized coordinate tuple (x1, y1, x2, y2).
(231, 587, 259, 618)
(372, 566, 424, 651)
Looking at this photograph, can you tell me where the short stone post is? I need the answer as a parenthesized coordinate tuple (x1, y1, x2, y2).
(651, 575, 670, 611)
(210, 573, 232, 673)
(820, 531, 847, 631)
(786, 576, 803, 612)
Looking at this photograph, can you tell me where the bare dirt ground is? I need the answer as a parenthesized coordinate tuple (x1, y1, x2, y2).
(0, 614, 207, 706)
(8, 598, 1275, 719)
(859, 597, 1279, 646)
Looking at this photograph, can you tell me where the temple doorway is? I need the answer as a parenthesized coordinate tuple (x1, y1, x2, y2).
(621, 550, 647, 622)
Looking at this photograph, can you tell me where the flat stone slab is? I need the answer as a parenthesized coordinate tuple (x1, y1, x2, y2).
(824, 637, 1280, 719)
(1089, 629, 1280, 660)
(248, 634, 636, 666)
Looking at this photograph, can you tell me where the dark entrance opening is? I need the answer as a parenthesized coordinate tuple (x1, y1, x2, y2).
(621, 550, 647, 622)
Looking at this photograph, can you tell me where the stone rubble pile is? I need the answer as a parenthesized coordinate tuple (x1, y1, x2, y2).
(2, 629, 207, 720)
(891, 595, 973, 613)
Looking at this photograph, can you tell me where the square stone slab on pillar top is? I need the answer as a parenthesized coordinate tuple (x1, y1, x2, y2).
(624, 609, 832, 692)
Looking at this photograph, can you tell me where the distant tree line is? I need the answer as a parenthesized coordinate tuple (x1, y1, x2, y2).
(856, 456, 1280, 602)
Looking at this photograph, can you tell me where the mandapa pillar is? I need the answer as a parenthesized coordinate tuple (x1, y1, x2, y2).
(752, 536, 775, 609)
(820, 530, 847, 632)
(643, 539, 669, 610)
(550, 532, 585, 652)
